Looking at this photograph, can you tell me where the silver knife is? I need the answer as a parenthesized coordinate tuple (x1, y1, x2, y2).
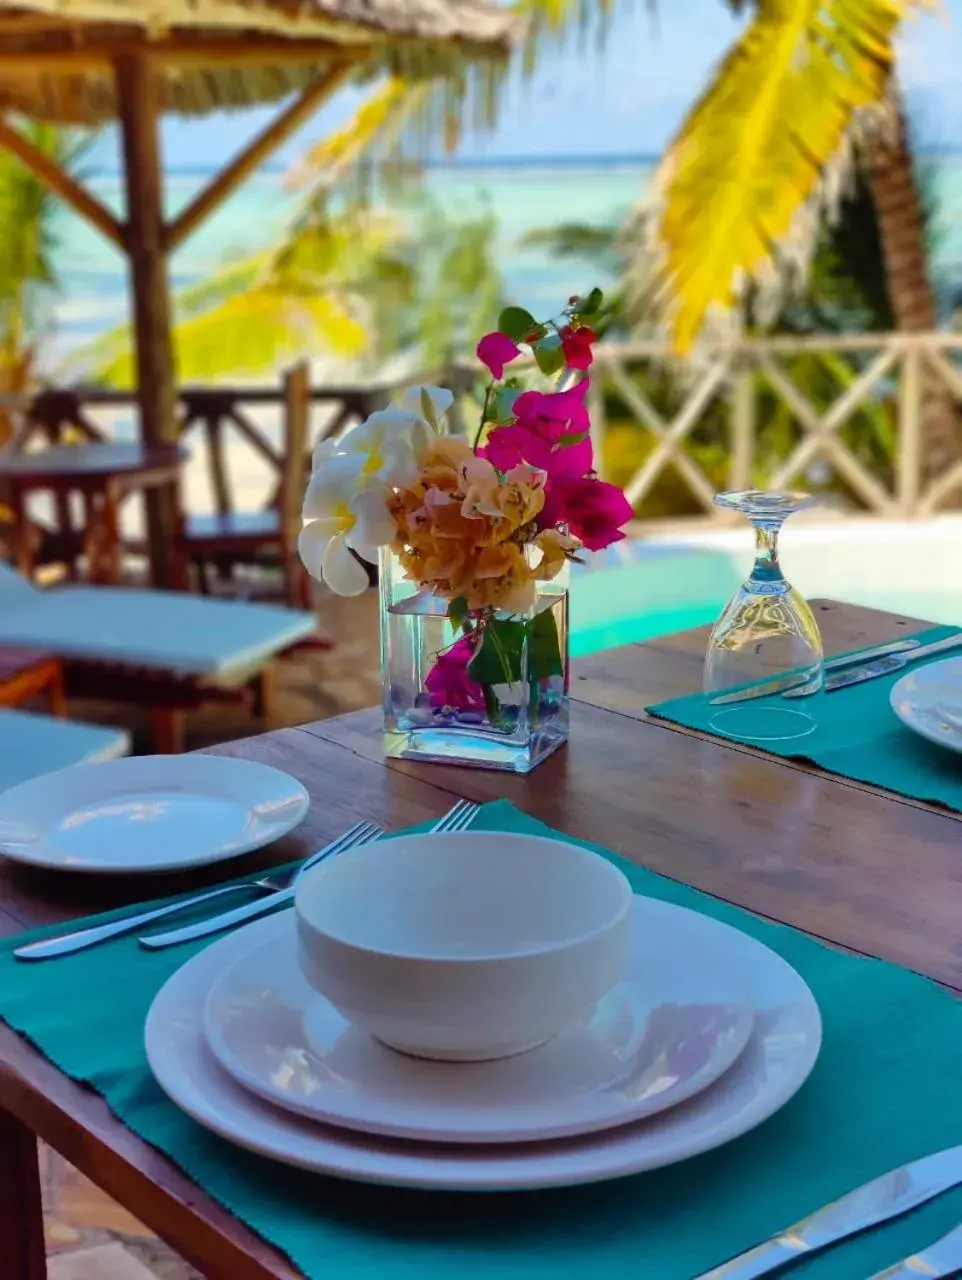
(139, 889, 299, 950)
(710, 638, 922, 706)
(784, 633, 962, 698)
(868, 1222, 962, 1279)
(695, 1144, 962, 1279)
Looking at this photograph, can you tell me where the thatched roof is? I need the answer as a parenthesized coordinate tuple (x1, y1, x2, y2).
(0, 1, 518, 123)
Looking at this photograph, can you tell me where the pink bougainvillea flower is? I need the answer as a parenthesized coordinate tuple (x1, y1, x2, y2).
(512, 379, 591, 439)
(560, 325, 597, 371)
(485, 424, 593, 483)
(539, 477, 633, 551)
(425, 636, 486, 710)
(484, 380, 594, 482)
(476, 331, 522, 380)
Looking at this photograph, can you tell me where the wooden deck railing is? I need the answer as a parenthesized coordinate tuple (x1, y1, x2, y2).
(4, 381, 394, 518)
(582, 332, 962, 519)
(5, 331, 962, 527)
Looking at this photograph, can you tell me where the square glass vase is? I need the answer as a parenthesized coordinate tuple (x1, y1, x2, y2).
(379, 548, 570, 773)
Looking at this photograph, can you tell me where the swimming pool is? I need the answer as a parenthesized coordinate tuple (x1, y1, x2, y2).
(570, 516, 962, 658)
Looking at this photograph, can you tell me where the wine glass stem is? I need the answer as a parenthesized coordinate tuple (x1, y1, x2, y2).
(751, 521, 785, 585)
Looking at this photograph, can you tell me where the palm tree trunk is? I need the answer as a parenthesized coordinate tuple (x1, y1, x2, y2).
(868, 95, 961, 491)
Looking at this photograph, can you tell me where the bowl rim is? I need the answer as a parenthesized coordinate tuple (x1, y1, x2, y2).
(294, 830, 635, 965)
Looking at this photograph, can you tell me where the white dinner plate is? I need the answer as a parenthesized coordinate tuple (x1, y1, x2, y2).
(0, 754, 309, 873)
(203, 902, 754, 1144)
(890, 656, 962, 755)
(146, 899, 821, 1191)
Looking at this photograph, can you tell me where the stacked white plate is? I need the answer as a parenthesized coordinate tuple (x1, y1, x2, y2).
(145, 895, 822, 1191)
(891, 655, 962, 752)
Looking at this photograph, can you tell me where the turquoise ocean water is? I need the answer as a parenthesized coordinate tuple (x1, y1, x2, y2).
(46, 154, 962, 371)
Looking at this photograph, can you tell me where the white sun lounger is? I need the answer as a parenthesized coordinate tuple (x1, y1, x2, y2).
(0, 708, 130, 791)
(0, 565, 317, 683)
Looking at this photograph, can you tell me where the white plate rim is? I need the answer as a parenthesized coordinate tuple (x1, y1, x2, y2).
(0, 754, 310, 874)
(890, 656, 962, 755)
(145, 898, 822, 1191)
(201, 903, 756, 1144)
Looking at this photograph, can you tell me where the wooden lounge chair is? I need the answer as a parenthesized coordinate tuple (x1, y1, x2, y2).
(182, 362, 312, 608)
(0, 565, 317, 752)
(0, 707, 130, 791)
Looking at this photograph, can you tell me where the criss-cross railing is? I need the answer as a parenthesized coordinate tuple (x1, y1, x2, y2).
(584, 332, 962, 520)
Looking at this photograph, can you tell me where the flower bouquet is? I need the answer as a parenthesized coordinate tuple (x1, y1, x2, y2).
(298, 290, 633, 772)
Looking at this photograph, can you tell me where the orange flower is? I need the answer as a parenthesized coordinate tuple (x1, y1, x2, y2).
(535, 528, 579, 580)
(386, 441, 548, 613)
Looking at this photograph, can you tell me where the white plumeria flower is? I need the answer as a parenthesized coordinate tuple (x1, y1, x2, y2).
(398, 384, 454, 427)
(338, 407, 430, 490)
(298, 454, 396, 597)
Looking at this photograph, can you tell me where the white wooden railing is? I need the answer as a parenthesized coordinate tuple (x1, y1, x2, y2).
(585, 332, 962, 520)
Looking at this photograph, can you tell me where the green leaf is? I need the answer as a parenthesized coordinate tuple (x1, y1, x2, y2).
(577, 286, 604, 317)
(558, 430, 589, 446)
(420, 387, 438, 427)
(532, 334, 565, 376)
(448, 596, 469, 631)
(498, 306, 541, 343)
(467, 618, 524, 686)
(529, 607, 563, 679)
(466, 609, 563, 688)
(492, 385, 521, 424)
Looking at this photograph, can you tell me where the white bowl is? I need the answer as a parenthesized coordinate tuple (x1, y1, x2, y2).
(294, 830, 634, 1062)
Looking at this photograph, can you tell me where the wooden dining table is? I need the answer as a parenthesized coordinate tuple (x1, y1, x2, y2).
(1, 597, 960, 1280)
(0, 442, 186, 585)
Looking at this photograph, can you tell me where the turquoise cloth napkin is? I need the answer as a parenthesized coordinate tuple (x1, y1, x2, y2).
(649, 625, 962, 815)
(4, 799, 962, 1279)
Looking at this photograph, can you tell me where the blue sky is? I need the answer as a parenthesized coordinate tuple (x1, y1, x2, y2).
(98, 0, 962, 170)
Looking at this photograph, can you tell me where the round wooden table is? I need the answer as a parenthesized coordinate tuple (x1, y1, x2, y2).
(0, 442, 186, 585)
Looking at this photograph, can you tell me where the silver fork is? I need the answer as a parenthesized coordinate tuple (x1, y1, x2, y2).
(139, 798, 481, 950)
(14, 820, 382, 962)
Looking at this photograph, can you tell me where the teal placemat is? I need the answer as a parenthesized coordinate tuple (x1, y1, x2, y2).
(4, 799, 962, 1279)
(648, 625, 962, 816)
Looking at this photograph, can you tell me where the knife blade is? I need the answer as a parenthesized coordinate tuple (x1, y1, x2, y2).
(694, 1144, 962, 1280)
(709, 638, 922, 706)
(784, 632, 962, 698)
(867, 1222, 962, 1279)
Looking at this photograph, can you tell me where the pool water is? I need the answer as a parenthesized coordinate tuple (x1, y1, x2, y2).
(570, 519, 962, 659)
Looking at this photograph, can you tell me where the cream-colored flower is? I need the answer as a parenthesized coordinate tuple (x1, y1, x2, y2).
(398, 384, 454, 427)
(299, 455, 395, 596)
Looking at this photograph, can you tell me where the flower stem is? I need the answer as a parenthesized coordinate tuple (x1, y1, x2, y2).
(473, 384, 493, 454)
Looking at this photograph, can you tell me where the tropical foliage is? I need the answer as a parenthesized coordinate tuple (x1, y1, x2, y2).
(298, 0, 928, 353)
(0, 124, 90, 421)
(79, 193, 504, 387)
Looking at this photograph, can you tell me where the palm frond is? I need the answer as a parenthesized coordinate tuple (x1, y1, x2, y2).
(647, 0, 916, 350)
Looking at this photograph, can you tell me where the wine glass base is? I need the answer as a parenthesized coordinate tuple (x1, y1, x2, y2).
(708, 705, 816, 743)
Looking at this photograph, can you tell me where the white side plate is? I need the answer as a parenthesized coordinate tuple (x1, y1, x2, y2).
(146, 897, 821, 1191)
(0, 754, 309, 873)
(203, 902, 754, 1144)
(891, 656, 962, 755)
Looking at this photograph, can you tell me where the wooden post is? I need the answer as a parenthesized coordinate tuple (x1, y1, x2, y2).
(115, 53, 180, 589)
(730, 359, 755, 494)
(898, 347, 921, 515)
(587, 362, 608, 482)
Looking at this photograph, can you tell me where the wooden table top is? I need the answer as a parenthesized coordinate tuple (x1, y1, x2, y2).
(0, 598, 958, 1280)
(0, 443, 185, 486)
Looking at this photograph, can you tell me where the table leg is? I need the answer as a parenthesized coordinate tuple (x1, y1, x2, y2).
(0, 1109, 48, 1279)
(150, 706, 185, 754)
(83, 488, 121, 585)
(7, 488, 34, 580)
(47, 665, 67, 718)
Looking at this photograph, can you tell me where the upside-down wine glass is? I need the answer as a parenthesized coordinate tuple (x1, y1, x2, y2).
(704, 490, 823, 742)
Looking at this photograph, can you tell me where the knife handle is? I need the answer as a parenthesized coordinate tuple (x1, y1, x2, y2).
(694, 1237, 807, 1279)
